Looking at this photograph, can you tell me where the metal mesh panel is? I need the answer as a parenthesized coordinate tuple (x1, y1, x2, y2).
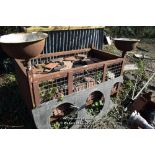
(106, 62, 122, 81)
(37, 61, 123, 103)
(31, 28, 105, 65)
(39, 77, 68, 103)
(73, 67, 103, 92)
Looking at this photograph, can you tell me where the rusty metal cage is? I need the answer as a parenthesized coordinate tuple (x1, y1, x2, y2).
(14, 27, 125, 119)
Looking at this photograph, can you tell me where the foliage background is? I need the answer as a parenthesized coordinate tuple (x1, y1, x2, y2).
(105, 26, 155, 38)
(0, 26, 155, 73)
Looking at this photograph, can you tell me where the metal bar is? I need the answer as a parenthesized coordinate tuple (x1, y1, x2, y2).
(36, 49, 122, 63)
(62, 30, 65, 51)
(84, 29, 88, 48)
(79, 29, 82, 49)
(56, 31, 59, 52)
(34, 56, 123, 83)
(71, 30, 75, 50)
(35, 48, 91, 59)
(27, 70, 35, 108)
(14, 60, 34, 110)
(68, 71, 73, 94)
(32, 81, 41, 107)
(103, 64, 107, 82)
(92, 29, 95, 48)
(72, 30, 75, 50)
(48, 32, 51, 54)
(81, 30, 85, 49)
(115, 56, 126, 94)
(96, 29, 99, 49)
(45, 34, 48, 54)
(68, 30, 71, 50)
(99, 29, 102, 49)
(65, 31, 69, 51)
(75, 30, 78, 50)
(52, 31, 55, 59)
(34, 71, 68, 82)
(94, 29, 97, 48)
(72, 30, 74, 50)
(15, 59, 27, 75)
(57, 31, 60, 52)
(89, 28, 93, 48)
(88, 29, 91, 48)
(59, 31, 62, 52)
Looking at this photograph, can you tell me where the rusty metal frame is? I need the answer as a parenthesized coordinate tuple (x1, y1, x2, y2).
(35, 48, 91, 59)
(15, 48, 124, 109)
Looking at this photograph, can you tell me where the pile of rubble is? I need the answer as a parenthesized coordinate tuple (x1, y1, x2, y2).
(33, 54, 101, 74)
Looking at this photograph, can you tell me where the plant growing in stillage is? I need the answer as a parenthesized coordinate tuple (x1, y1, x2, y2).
(40, 80, 66, 103)
(86, 99, 104, 116)
(136, 60, 148, 80)
(133, 59, 149, 95)
(50, 113, 78, 129)
(50, 103, 78, 129)
(40, 81, 58, 102)
(94, 70, 103, 84)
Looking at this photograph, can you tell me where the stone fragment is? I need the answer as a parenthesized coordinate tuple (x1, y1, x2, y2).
(124, 64, 138, 71)
(52, 58, 64, 63)
(60, 61, 73, 70)
(44, 63, 59, 70)
(64, 56, 77, 61)
(77, 54, 87, 59)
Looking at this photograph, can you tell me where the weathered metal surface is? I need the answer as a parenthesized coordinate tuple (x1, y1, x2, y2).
(68, 71, 73, 94)
(25, 26, 105, 32)
(113, 38, 140, 52)
(31, 28, 105, 64)
(33, 59, 123, 82)
(103, 64, 107, 82)
(113, 38, 140, 57)
(32, 76, 123, 129)
(15, 48, 124, 108)
(14, 60, 34, 110)
(32, 81, 41, 107)
(13, 28, 126, 129)
(40, 48, 90, 58)
(27, 70, 36, 108)
(0, 32, 48, 59)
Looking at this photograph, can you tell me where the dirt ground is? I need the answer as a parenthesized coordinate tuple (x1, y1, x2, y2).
(0, 38, 155, 129)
